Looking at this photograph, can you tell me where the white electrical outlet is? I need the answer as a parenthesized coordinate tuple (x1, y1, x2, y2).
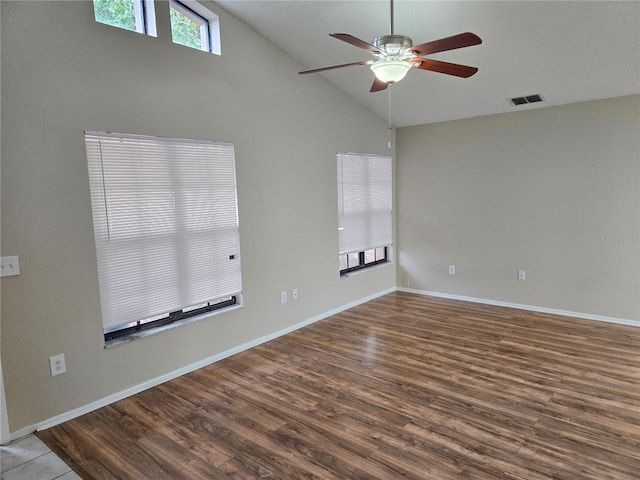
(449, 265, 456, 275)
(281, 291, 287, 304)
(0, 256, 20, 277)
(49, 354, 66, 376)
(518, 270, 526, 281)
(292, 288, 298, 300)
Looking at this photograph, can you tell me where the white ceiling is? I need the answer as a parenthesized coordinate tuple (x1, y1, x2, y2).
(216, 0, 640, 127)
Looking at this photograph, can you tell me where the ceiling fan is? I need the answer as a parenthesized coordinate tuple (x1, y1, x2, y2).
(299, 0, 482, 92)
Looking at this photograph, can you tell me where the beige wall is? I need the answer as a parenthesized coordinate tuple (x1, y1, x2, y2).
(397, 96, 640, 320)
(3, 0, 637, 438)
(0, 1, 395, 433)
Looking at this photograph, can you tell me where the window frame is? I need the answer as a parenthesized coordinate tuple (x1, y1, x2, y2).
(339, 247, 389, 275)
(337, 152, 393, 276)
(85, 132, 242, 344)
(93, 0, 157, 37)
(169, 0, 221, 55)
(103, 295, 238, 341)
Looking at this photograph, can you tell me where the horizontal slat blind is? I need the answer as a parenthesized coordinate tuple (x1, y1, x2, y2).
(85, 132, 242, 330)
(337, 152, 392, 255)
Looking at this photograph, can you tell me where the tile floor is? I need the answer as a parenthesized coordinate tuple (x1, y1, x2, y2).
(1, 434, 80, 480)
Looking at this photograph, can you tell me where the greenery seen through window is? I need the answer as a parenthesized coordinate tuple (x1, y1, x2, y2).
(94, 0, 138, 32)
(93, 0, 208, 50)
(170, 5, 205, 50)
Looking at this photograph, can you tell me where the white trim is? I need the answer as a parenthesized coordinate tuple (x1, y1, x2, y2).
(337, 151, 392, 159)
(104, 303, 244, 348)
(29, 285, 635, 437)
(398, 287, 640, 327)
(170, 0, 220, 55)
(84, 130, 233, 146)
(340, 259, 393, 278)
(0, 359, 10, 445)
(35, 287, 395, 432)
(9, 425, 38, 443)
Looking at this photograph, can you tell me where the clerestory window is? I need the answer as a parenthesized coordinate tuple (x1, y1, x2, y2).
(93, 0, 157, 36)
(170, 0, 220, 54)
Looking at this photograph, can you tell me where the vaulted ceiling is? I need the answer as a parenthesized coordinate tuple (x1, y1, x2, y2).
(217, 1, 640, 127)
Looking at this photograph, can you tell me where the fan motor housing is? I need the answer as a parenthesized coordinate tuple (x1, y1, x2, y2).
(372, 35, 413, 55)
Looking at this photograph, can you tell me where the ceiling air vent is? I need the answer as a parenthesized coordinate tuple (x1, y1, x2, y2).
(510, 94, 544, 106)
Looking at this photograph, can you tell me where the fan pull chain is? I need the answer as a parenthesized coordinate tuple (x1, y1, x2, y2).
(387, 85, 392, 150)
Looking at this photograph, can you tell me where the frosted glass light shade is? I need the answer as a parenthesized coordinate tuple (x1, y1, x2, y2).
(370, 60, 412, 83)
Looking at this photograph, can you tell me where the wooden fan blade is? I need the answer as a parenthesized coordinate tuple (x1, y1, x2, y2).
(412, 58, 478, 78)
(330, 33, 383, 54)
(370, 78, 388, 92)
(412, 32, 482, 56)
(299, 60, 372, 75)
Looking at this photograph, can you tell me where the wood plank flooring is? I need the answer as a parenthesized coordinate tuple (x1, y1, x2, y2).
(37, 292, 640, 479)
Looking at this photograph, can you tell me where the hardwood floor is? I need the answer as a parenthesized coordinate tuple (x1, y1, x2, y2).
(38, 292, 640, 479)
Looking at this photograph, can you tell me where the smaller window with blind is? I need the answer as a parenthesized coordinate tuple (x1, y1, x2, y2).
(85, 132, 242, 343)
(337, 152, 393, 275)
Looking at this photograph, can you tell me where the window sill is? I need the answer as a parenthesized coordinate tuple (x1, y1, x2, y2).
(340, 261, 393, 278)
(104, 304, 243, 349)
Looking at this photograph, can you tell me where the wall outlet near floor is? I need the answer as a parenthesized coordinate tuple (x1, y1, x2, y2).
(518, 270, 526, 281)
(49, 354, 66, 376)
(448, 265, 456, 275)
(281, 291, 287, 304)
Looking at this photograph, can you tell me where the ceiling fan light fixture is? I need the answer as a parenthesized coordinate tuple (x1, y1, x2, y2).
(298, 1, 481, 93)
(370, 60, 412, 83)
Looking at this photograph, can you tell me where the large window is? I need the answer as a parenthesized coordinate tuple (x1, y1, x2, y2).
(85, 132, 242, 341)
(93, 0, 157, 36)
(337, 153, 393, 275)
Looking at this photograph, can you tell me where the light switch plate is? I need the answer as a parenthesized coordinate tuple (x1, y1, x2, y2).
(0, 256, 20, 277)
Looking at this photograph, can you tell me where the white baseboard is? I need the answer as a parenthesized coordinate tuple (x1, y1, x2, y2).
(25, 285, 634, 439)
(9, 425, 38, 443)
(398, 287, 640, 327)
(35, 287, 396, 433)
(1, 360, 11, 445)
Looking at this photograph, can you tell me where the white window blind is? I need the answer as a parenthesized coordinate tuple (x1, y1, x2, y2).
(85, 132, 242, 331)
(337, 152, 392, 255)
